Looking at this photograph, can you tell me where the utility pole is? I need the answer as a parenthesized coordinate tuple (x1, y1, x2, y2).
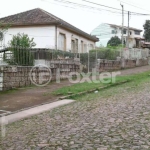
(88, 44, 89, 73)
(120, 4, 124, 57)
(127, 11, 130, 49)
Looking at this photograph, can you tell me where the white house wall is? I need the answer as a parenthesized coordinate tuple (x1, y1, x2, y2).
(2, 26, 95, 52)
(57, 27, 95, 52)
(91, 23, 142, 48)
(3, 26, 56, 48)
(91, 23, 112, 47)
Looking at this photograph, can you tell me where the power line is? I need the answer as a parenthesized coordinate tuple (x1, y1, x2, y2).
(81, 0, 150, 16)
(118, 0, 150, 13)
(55, 0, 124, 14)
(52, 0, 150, 16)
(120, 0, 147, 9)
(82, 0, 121, 11)
(42, 0, 150, 16)
(43, 0, 125, 15)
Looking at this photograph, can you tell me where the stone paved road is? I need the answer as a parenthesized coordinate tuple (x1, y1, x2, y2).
(0, 81, 150, 150)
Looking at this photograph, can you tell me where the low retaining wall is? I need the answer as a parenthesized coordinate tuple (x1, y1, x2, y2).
(98, 58, 149, 72)
(0, 63, 79, 91)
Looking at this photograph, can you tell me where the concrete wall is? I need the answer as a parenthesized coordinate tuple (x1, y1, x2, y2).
(0, 70, 3, 91)
(97, 58, 149, 72)
(122, 48, 149, 59)
(0, 60, 80, 91)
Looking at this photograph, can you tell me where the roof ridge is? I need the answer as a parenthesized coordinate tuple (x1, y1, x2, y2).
(106, 23, 142, 31)
(0, 8, 98, 42)
(0, 8, 39, 22)
(38, 8, 60, 21)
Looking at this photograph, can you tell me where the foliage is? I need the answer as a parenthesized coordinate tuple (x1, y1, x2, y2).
(8, 33, 36, 66)
(9, 33, 36, 48)
(107, 36, 122, 47)
(143, 20, 150, 41)
(49, 49, 75, 59)
(53, 70, 150, 98)
(53, 80, 109, 96)
(48, 48, 120, 73)
(51, 48, 120, 60)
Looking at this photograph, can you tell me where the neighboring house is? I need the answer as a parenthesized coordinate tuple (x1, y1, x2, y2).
(0, 8, 98, 53)
(91, 23, 142, 48)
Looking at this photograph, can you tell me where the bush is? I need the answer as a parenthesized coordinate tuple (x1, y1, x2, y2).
(8, 33, 36, 66)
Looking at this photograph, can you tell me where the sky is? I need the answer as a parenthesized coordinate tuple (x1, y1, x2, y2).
(0, 0, 150, 35)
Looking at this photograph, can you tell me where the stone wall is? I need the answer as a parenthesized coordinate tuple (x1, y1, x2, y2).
(0, 61, 80, 91)
(98, 58, 149, 72)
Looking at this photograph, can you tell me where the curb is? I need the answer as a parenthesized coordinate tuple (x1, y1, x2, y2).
(0, 98, 59, 117)
(59, 80, 130, 100)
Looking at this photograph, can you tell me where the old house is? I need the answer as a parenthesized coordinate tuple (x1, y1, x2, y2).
(91, 23, 142, 48)
(0, 8, 98, 53)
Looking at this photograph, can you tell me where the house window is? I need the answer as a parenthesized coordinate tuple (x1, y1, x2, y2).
(130, 31, 132, 35)
(75, 39, 78, 53)
(58, 33, 66, 51)
(112, 30, 115, 34)
(135, 30, 140, 35)
(71, 40, 75, 53)
(112, 30, 117, 34)
(123, 29, 126, 34)
(81, 41, 84, 53)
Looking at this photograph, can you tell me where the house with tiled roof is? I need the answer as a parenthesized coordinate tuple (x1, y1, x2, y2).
(0, 8, 98, 52)
(91, 23, 143, 48)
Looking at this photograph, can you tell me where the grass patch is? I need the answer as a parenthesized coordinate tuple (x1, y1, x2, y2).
(53, 81, 109, 96)
(53, 71, 150, 97)
(116, 70, 150, 84)
(76, 71, 150, 101)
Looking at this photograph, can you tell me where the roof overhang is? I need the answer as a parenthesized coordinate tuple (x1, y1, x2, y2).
(1, 21, 98, 42)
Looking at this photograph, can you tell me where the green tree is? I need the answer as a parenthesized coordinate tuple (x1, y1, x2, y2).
(143, 20, 150, 41)
(8, 33, 36, 66)
(107, 36, 122, 47)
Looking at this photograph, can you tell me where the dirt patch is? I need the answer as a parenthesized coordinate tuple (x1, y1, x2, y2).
(0, 80, 74, 112)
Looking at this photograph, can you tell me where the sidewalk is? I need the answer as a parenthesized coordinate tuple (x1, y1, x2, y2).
(0, 99, 75, 124)
(0, 65, 149, 113)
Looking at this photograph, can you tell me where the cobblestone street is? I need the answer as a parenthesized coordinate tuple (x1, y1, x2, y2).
(0, 80, 150, 150)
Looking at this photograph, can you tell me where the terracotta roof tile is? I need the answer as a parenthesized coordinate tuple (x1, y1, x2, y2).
(0, 8, 98, 42)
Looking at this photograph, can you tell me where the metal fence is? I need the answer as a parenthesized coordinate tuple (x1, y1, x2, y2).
(0, 47, 121, 73)
(0, 47, 81, 66)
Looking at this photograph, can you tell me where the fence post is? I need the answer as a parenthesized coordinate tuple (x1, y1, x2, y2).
(136, 58, 139, 66)
(87, 44, 89, 73)
(121, 58, 125, 68)
(0, 66, 4, 91)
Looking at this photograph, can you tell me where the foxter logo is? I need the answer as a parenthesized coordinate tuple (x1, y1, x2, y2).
(29, 65, 52, 87)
